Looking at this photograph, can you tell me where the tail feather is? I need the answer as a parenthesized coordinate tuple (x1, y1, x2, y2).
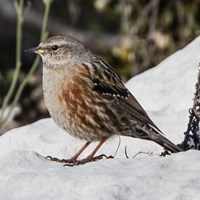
(155, 135, 183, 153)
(146, 124, 183, 153)
(135, 125, 183, 153)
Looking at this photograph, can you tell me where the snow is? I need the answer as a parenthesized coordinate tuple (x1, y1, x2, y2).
(1, 36, 200, 199)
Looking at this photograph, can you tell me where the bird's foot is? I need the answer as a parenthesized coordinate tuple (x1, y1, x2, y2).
(46, 156, 73, 163)
(64, 154, 114, 167)
(46, 154, 113, 166)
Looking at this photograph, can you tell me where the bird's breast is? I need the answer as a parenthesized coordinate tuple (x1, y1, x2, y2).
(59, 72, 109, 140)
(42, 67, 114, 141)
(42, 67, 68, 130)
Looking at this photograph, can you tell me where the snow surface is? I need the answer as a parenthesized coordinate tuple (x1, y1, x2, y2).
(1, 36, 200, 200)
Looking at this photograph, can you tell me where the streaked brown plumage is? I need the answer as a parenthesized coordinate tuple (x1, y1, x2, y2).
(27, 35, 182, 165)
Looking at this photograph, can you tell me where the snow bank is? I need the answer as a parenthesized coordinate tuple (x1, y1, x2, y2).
(1, 36, 200, 200)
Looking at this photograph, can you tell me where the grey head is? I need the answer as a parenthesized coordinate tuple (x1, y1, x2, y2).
(27, 35, 95, 68)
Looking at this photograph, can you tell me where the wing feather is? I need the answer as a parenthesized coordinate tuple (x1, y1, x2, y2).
(86, 59, 162, 133)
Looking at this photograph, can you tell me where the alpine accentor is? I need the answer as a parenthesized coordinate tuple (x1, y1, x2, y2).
(27, 35, 182, 165)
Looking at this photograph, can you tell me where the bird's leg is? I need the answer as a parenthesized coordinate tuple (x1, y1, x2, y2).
(46, 141, 91, 163)
(86, 137, 108, 158)
(64, 137, 113, 166)
(47, 137, 113, 166)
(70, 141, 91, 160)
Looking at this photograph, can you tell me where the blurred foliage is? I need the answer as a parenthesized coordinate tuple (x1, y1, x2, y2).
(48, 0, 200, 77)
(0, 0, 200, 132)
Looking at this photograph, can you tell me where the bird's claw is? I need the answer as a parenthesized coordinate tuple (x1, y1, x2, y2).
(46, 154, 114, 167)
(46, 156, 73, 163)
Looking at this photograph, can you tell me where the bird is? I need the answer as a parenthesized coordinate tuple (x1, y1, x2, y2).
(26, 35, 182, 165)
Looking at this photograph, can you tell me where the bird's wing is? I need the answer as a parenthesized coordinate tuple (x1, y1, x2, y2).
(87, 59, 162, 133)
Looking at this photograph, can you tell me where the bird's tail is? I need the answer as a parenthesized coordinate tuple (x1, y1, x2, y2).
(136, 125, 183, 153)
(155, 134, 183, 153)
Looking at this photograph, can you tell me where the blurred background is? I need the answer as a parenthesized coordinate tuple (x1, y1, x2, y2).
(0, 0, 200, 134)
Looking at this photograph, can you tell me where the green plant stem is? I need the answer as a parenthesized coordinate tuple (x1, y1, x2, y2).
(0, 0, 24, 124)
(0, 0, 53, 128)
(41, 0, 53, 40)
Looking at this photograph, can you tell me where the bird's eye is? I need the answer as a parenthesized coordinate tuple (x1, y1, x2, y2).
(52, 45, 59, 51)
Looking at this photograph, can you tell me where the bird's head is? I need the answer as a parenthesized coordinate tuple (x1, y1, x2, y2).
(26, 35, 93, 68)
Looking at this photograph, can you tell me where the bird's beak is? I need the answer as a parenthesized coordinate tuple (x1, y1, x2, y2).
(25, 46, 45, 54)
